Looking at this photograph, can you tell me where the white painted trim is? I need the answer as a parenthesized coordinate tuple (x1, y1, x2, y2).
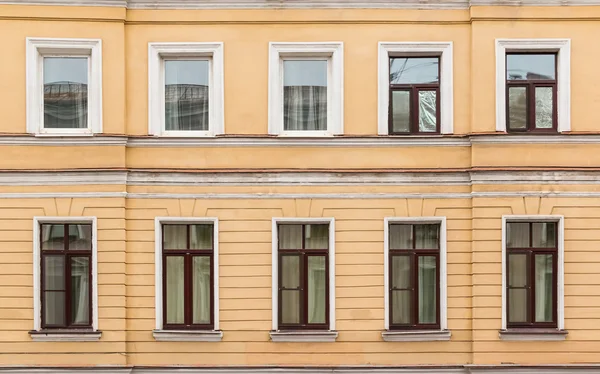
(154, 217, 220, 331)
(26, 38, 102, 135)
(495, 39, 571, 133)
(381, 330, 451, 342)
(378, 42, 453, 135)
(501, 215, 564, 331)
(152, 329, 223, 342)
(499, 329, 567, 341)
(271, 217, 336, 331)
(29, 331, 102, 342)
(32, 216, 98, 332)
(269, 330, 338, 342)
(383, 217, 447, 331)
(148, 43, 224, 137)
(268, 42, 343, 136)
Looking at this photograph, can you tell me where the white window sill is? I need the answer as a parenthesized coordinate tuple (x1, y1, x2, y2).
(382, 330, 451, 342)
(499, 329, 568, 341)
(34, 132, 95, 137)
(270, 330, 338, 342)
(156, 132, 216, 138)
(152, 329, 223, 342)
(29, 330, 101, 342)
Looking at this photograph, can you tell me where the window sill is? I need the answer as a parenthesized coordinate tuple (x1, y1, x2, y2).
(270, 330, 338, 342)
(499, 328, 568, 341)
(34, 132, 95, 137)
(29, 330, 101, 342)
(152, 329, 223, 342)
(382, 330, 451, 342)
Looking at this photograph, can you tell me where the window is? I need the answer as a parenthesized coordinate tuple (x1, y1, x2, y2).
(506, 221, 557, 328)
(268, 43, 343, 136)
(495, 39, 570, 133)
(26, 38, 102, 135)
(506, 54, 557, 132)
(148, 43, 224, 137)
(389, 57, 440, 134)
(378, 42, 453, 135)
(162, 223, 214, 329)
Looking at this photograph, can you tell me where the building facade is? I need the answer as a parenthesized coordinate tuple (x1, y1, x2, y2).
(0, 0, 599, 372)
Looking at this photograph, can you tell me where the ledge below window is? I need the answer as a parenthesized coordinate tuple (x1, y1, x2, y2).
(270, 330, 338, 342)
(29, 330, 102, 342)
(382, 330, 451, 342)
(152, 329, 223, 342)
(499, 329, 568, 341)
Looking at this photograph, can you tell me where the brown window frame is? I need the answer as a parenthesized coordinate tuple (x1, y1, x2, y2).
(388, 223, 441, 330)
(506, 221, 558, 329)
(162, 224, 215, 331)
(506, 52, 558, 133)
(40, 223, 93, 330)
(277, 224, 330, 331)
(388, 56, 441, 135)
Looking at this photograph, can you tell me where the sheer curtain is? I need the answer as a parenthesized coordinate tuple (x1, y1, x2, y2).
(71, 257, 89, 325)
(283, 86, 327, 131)
(165, 225, 187, 324)
(418, 256, 436, 324)
(193, 257, 211, 324)
(43, 57, 88, 129)
(164, 60, 210, 131)
(418, 91, 437, 132)
(535, 254, 553, 322)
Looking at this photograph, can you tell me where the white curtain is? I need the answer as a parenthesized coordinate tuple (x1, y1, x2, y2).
(281, 256, 300, 324)
(389, 224, 412, 249)
(283, 86, 327, 131)
(507, 222, 529, 248)
(166, 256, 185, 324)
(193, 256, 211, 324)
(165, 84, 209, 131)
(308, 256, 326, 324)
(535, 254, 553, 322)
(418, 256, 437, 324)
(508, 254, 528, 323)
(71, 257, 90, 325)
(418, 91, 437, 132)
(44, 82, 88, 129)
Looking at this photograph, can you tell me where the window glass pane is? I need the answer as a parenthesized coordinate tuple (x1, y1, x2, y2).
(70, 257, 90, 325)
(163, 225, 187, 250)
(278, 225, 302, 249)
(415, 224, 439, 249)
(507, 54, 556, 80)
(44, 256, 65, 291)
(283, 60, 327, 131)
(281, 290, 300, 324)
(390, 57, 439, 84)
(389, 224, 412, 250)
(535, 254, 554, 323)
(391, 90, 410, 133)
(41, 224, 64, 250)
(281, 255, 300, 289)
(165, 256, 185, 324)
(535, 87, 553, 129)
(165, 60, 209, 131)
(532, 222, 556, 248)
(190, 224, 213, 250)
(418, 90, 437, 132)
(391, 255, 411, 289)
(44, 291, 65, 326)
(508, 253, 527, 288)
(193, 256, 211, 324)
(68, 224, 92, 250)
(43, 57, 88, 129)
(418, 256, 437, 324)
(307, 256, 327, 324)
(508, 288, 528, 323)
(507, 222, 530, 248)
(305, 224, 329, 249)
(391, 290, 411, 324)
(508, 86, 527, 130)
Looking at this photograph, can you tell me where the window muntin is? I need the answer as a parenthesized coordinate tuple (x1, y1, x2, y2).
(388, 57, 440, 135)
(506, 222, 557, 328)
(164, 59, 210, 132)
(282, 59, 328, 132)
(506, 53, 557, 132)
(162, 224, 214, 329)
(43, 57, 89, 130)
(388, 223, 440, 330)
(40, 223, 92, 329)
(277, 224, 329, 330)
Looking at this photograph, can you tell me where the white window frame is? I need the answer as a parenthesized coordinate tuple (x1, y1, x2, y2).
(148, 43, 224, 137)
(383, 217, 448, 331)
(271, 217, 336, 331)
(501, 215, 565, 331)
(26, 38, 102, 135)
(154, 217, 221, 339)
(268, 42, 344, 137)
(495, 39, 571, 133)
(378, 42, 453, 135)
(32, 217, 99, 332)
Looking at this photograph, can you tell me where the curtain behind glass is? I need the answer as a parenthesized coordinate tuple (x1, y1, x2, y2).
(535, 254, 553, 322)
(44, 57, 88, 129)
(166, 256, 185, 324)
(71, 257, 89, 325)
(308, 256, 326, 324)
(283, 60, 327, 131)
(165, 60, 209, 131)
(193, 256, 211, 324)
(418, 256, 437, 324)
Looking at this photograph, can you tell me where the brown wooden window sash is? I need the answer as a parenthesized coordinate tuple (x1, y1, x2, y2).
(162, 224, 214, 330)
(277, 224, 330, 330)
(40, 223, 92, 330)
